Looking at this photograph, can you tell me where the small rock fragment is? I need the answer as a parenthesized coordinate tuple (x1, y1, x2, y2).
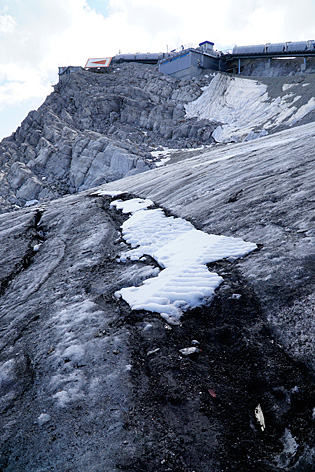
(255, 403, 265, 431)
(38, 413, 51, 426)
(226, 256, 238, 263)
(147, 348, 160, 356)
(179, 347, 200, 356)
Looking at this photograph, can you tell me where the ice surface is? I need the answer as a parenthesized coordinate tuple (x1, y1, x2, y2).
(48, 300, 110, 407)
(275, 429, 298, 468)
(114, 198, 256, 322)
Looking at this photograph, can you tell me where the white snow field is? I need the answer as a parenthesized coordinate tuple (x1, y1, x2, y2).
(185, 74, 315, 143)
(103, 196, 257, 324)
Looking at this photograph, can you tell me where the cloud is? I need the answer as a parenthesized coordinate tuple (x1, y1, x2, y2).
(0, 65, 51, 110)
(277, 0, 315, 40)
(224, 0, 315, 44)
(225, 0, 261, 31)
(0, 0, 77, 67)
(125, 4, 182, 38)
(0, 11, 16, 33)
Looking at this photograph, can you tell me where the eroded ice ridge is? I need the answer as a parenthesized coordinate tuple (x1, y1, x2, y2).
(103, 193, 257, 324)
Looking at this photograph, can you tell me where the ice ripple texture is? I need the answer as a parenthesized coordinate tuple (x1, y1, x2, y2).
(112, 197, 257, 323)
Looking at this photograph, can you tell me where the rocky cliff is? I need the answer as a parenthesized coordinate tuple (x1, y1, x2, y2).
(0, 63, 217, 213)
(1, 63, 315, 213)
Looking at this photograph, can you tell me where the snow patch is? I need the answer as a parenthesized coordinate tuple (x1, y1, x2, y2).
(53, 390, 71, 407)
(255, 404, 265, 431)
(113, 197, 256, 323)
(282, 84, 296, 91)
(37, 413, 51, 425)
(287, 97, 315, 125)
(111, 197, 154, 214)
(92, 190, 126, 197)
(151, 147, 175, 166)
(24, 199, 39, 207)
(155, 157, 171, 167)
(150, 146, 207, 167)
(151, 148, 175, 158)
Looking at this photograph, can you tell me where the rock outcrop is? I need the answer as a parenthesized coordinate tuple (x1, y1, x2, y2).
(1, 63, 315, 213)
(0, 64, 217, 213)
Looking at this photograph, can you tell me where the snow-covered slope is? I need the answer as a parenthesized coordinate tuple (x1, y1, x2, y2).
(185, 73, 315, 142)
(102, 195, 256, 324)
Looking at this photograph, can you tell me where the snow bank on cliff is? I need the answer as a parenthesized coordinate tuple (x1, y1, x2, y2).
(185, 74, 315, 143)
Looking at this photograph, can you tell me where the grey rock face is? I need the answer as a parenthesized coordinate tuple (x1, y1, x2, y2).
(0, 64, 218, 212)
(237, 56, 315, 77)
(2, 63, 315, 212)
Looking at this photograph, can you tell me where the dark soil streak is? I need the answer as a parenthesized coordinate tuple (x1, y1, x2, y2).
(0, 210, 45, 300)
(121, 262, 315, 471)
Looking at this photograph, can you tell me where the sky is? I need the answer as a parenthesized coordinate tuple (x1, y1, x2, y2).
(0, 0, 314, 140)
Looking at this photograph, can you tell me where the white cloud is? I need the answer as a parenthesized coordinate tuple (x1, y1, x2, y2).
(0, 12, 16, 33)
(0, 65, 51, 110)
